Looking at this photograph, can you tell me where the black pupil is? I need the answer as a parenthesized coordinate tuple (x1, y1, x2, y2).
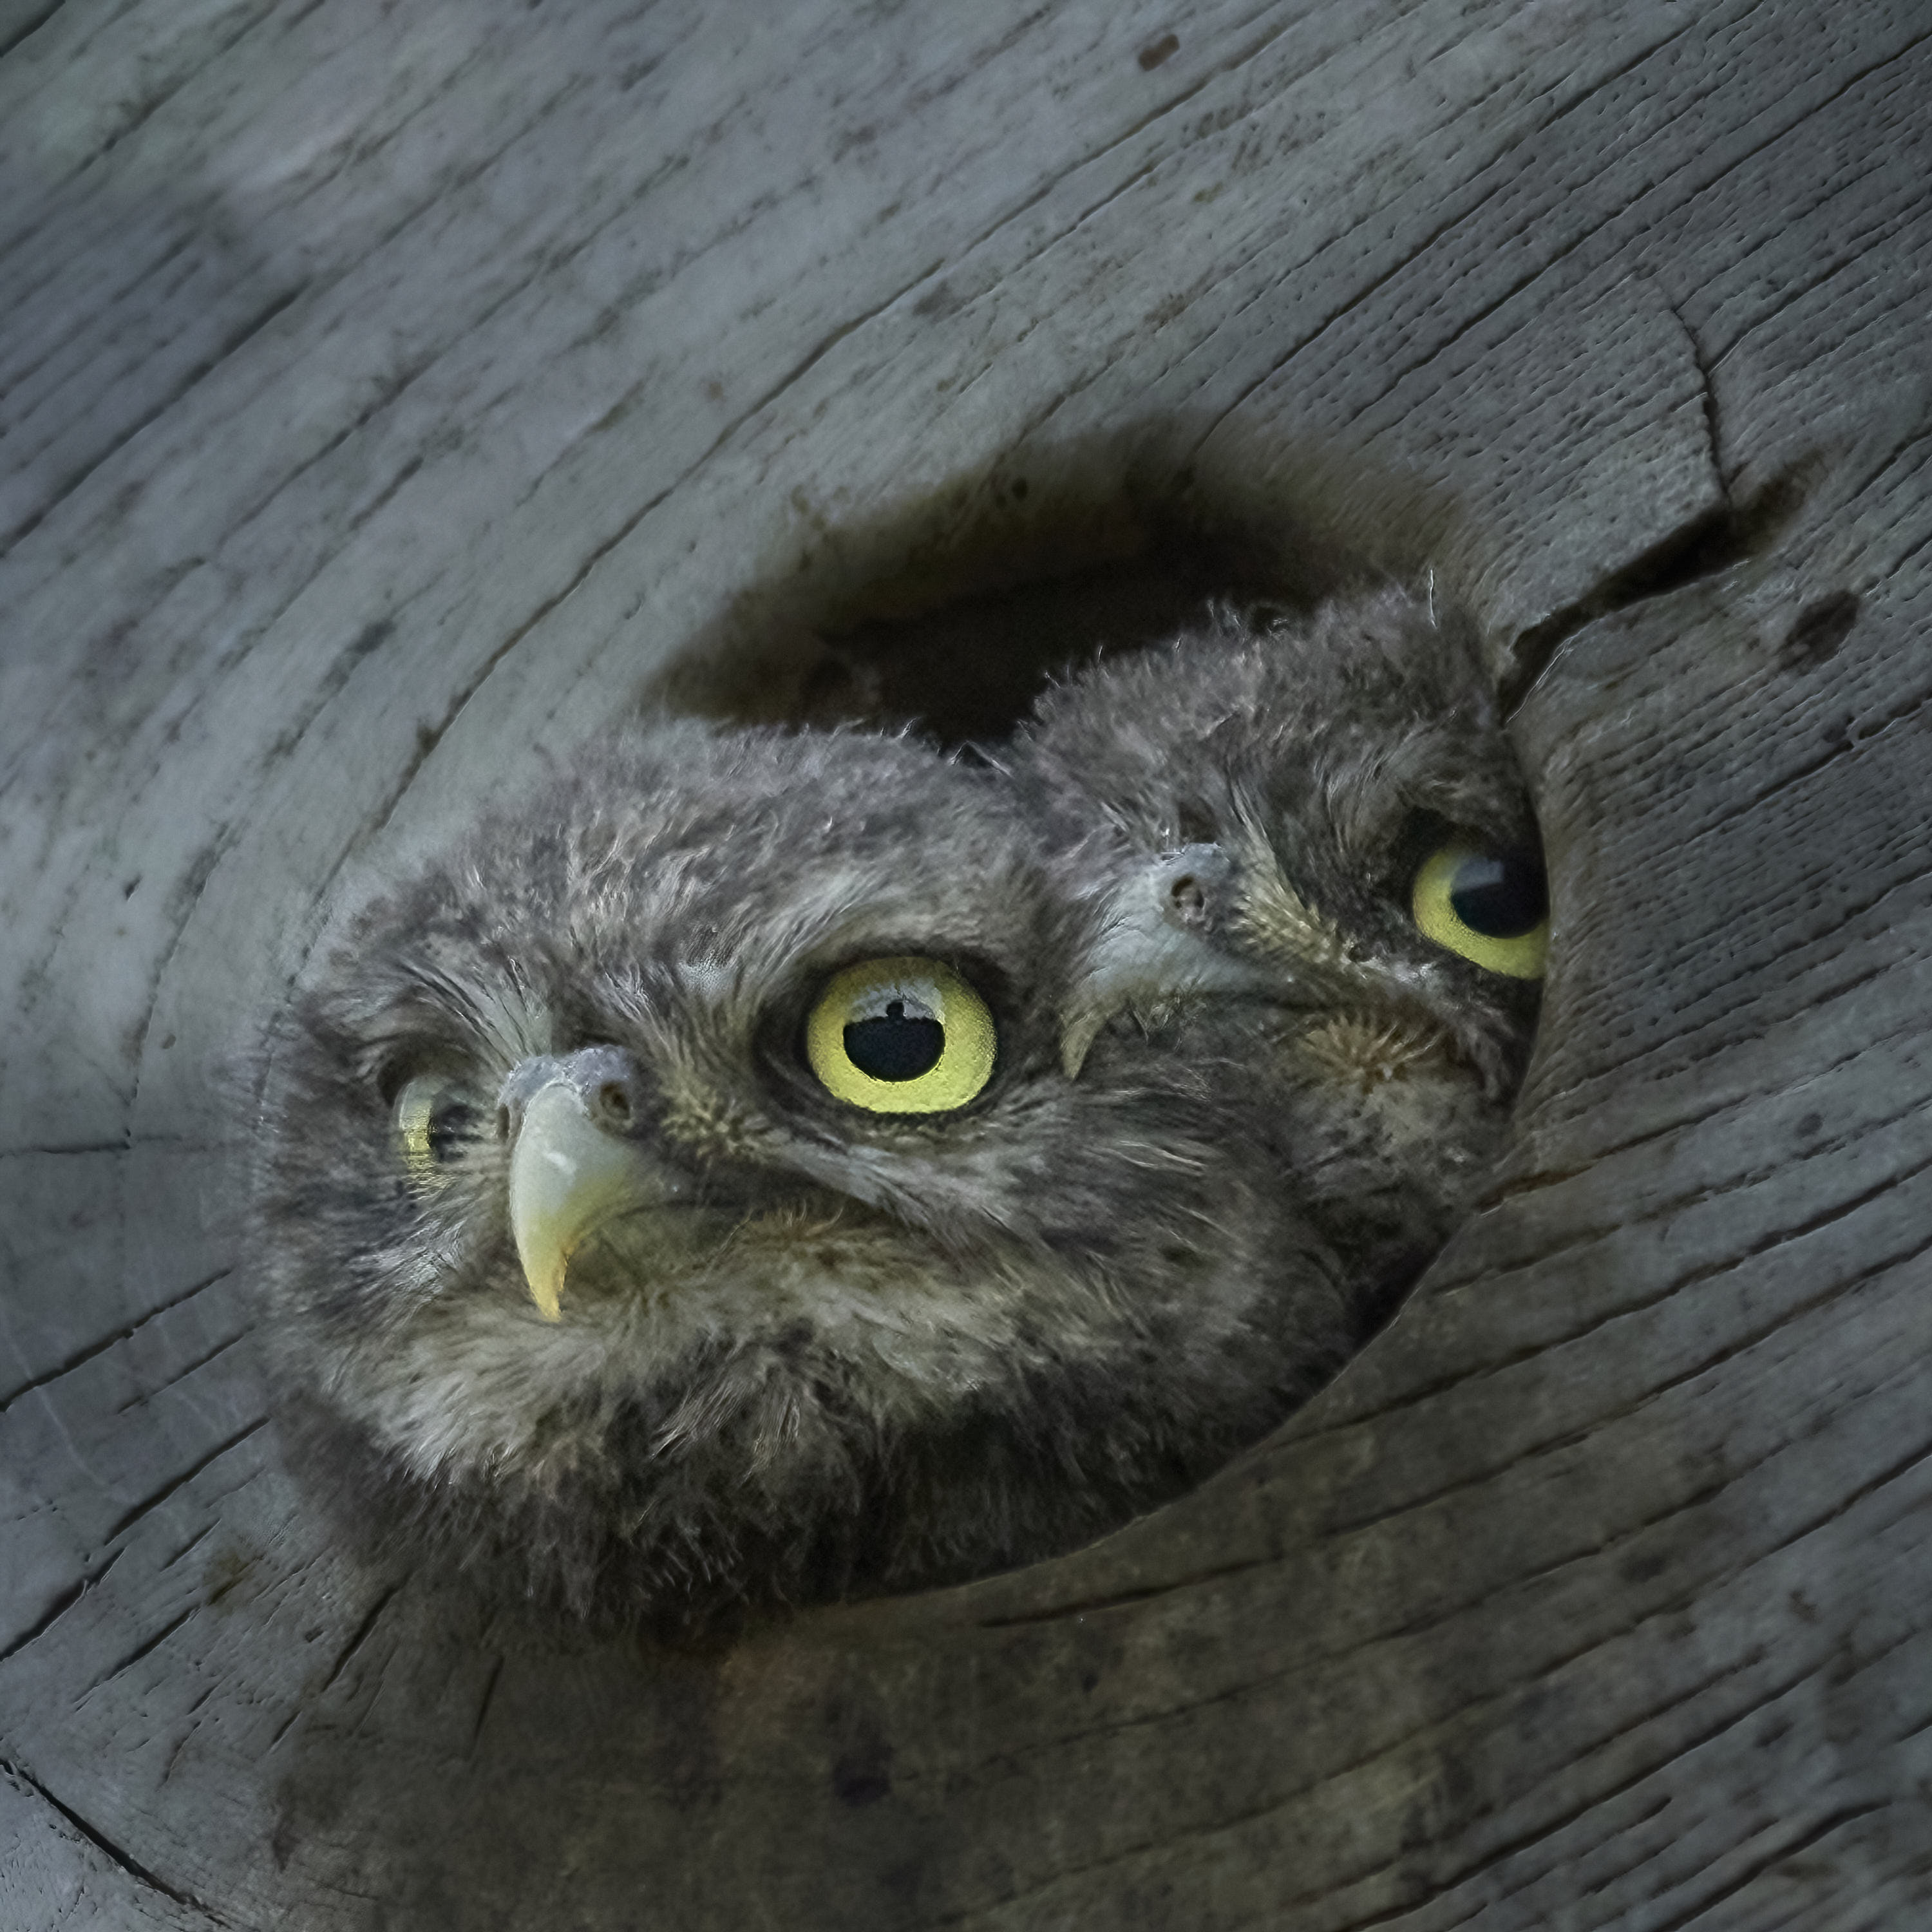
(427, 1101, 477, 1164)
(1448, 851, 1548, 938)
(844, 998, 945, 1082)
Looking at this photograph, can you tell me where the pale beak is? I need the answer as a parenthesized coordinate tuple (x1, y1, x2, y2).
(1059, 846, 1267, 1077)
(502, 1050, 685, 1320)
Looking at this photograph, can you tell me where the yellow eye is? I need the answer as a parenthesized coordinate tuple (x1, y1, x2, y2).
(395, 1074, 484, 1179)
(805, 956, 997, 1115)
(1412, 839, 1549, 980)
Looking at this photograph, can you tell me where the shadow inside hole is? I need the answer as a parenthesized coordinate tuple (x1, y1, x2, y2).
(789, 533, 1285, 748)
(655, 437, 1467, 745)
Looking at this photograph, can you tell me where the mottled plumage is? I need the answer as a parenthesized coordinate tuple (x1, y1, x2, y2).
(258, 722, 1345, 1627)
(254, 585, 1542, 1630)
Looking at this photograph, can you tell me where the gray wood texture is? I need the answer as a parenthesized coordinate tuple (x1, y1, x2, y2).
(3, 0, 1930, 1924)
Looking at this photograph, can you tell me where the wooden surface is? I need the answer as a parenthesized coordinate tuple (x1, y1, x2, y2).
(3, 0, 1931, 1924)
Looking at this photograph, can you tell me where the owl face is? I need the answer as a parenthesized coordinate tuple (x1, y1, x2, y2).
(256, 720, 1334, 1624)
(1018, 586, 1545, 1304)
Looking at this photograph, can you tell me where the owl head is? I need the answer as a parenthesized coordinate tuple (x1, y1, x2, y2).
(254, 717, 1349, 1627)
(1014, 583, 1546, 1325)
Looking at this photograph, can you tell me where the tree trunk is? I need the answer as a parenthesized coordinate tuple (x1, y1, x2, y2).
(3, 1, 1929, 1925)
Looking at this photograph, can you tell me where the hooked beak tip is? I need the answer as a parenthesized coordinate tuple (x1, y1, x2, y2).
(524, 1260, 565, 1323)
(504, 1069, 666, 1321)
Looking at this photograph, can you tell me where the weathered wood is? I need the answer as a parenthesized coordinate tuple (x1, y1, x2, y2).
(3, 0, 1929, 1924)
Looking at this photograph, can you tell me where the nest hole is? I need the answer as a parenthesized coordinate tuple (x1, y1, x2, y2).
(654, 442, 1464, 746)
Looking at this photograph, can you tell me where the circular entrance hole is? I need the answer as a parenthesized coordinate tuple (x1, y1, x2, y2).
(260, 441, 1542, 1633)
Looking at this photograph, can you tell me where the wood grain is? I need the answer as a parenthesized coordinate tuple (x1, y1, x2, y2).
(2, 0, 1928, 1923)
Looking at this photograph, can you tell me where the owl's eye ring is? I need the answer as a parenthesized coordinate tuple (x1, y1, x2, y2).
(1411, 839, 1549, 979)
(394, 1072, 486, 1178)
(804, 956, 997, 1115)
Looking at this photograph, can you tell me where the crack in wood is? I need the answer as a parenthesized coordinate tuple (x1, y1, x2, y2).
(977, 1555, 1278, 1629)
(1641, 1801, 1891, 1932)
(1455, 999, 1932, 1230)
(158, 1521, 219, 1572)
(0, 1269, 234, 1416)
(99, 1417, 269, 1546)
(113, 1331, 247, 1414)
(1324, 1139, 1932, 1443)
(1501, 462, 1814, 713)
(1193, 11, 1705, 454)
(1286, 1296, 1932, 1672)
(0, 1754, 223, 1923)
(84, 1604, 200, 1699)
(316, 1580, 404, 1700)
(467, 1652, 505, 1756)
(265, 1578, 408, 1753)
(0, 1549, 121, 1668)
(1449, 1052, 1932, 1299)
(981, 1340, 1932, 1779)
(0, 281, 306, 558)
(1652, 862, 1932, 1038)
(1660, 295, 1727, 486)
(0, 1138, 131, 1159)
(0, 0, 66, 64)
(4, 221, 209, 447)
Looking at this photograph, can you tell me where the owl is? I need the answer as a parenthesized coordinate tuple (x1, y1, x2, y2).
(1013, 582, 1546, 1339)
(252, 585, 1543, 1631)
(254, 718, 1340, 1629)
